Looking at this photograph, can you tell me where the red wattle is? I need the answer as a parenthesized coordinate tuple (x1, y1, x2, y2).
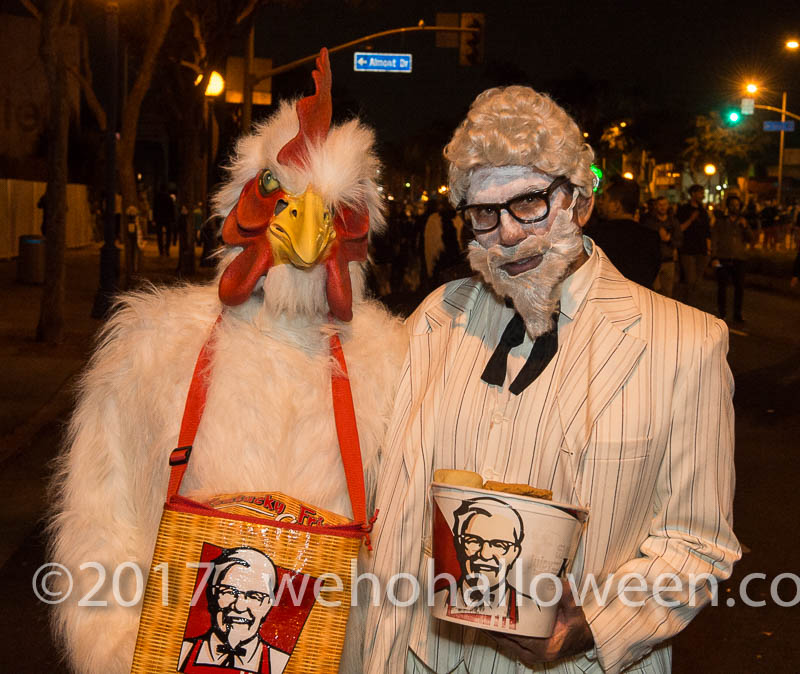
(219, 241, 274, 306)
(325, 243, 353, 322)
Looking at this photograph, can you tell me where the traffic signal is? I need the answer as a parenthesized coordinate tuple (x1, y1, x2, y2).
(459, 12, 485, 66)
(590, 164, 603, 192)
(726, 110, 742, 125)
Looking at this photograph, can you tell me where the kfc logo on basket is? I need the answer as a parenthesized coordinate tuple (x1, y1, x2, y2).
(178, 544, 318, 673)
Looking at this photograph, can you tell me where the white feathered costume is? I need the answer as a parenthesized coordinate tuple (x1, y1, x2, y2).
(49, 49, 405, 673)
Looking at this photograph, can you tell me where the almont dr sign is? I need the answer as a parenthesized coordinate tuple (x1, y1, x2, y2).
(353, 52, 412, 73)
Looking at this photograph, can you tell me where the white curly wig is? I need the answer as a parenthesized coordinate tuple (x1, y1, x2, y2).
(444, 86, 595, 206)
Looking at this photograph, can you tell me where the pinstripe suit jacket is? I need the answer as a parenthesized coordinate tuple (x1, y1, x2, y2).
(364, 244, 740, 673)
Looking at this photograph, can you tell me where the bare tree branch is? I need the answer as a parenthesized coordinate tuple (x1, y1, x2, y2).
(19, 0, 41, 20)
(236, 0, 259, 24)
(120, 0, 180, 148)
(184, 8, 207, 66)
(180, 59, 202, 75)
(66, 63, 106, 130)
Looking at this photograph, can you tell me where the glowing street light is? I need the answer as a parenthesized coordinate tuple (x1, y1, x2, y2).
(196, 71, 225, 97)
(704, 164, 717, 176)
(622, 171, 634, 180)
(745, 82, 758, 94)
(786, 39, 799, 50)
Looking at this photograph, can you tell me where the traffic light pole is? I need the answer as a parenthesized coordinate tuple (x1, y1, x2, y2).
(752, 103, 800, 121)
(778, 91, 787, 207)
(249, 24, 480, 88)
(750, 100, 799, 208)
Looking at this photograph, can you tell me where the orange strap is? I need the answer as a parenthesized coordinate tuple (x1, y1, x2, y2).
(166, 316, 220, 498)
(166, 315, 368, 528)
(329, 332, 367, 526)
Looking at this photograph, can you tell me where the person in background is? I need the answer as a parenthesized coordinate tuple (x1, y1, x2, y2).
(760, 199, 779, 251)
(423, 200, 447, 284)
(584, 175, 660, 288)
(153, 185, 177, 257)
(711, 190, 753, 324)
(643, 196, 683, 297)
(639, 197, 656, 223)
(37, 191, 49, 237)
(676, 184, 711, 306)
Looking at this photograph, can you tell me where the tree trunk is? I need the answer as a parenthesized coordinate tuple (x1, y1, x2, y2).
(176, 89, 206, 277)
(116, 0, 179, 284)
(36, 0, 69, 344)
(117, 134, 139, 285)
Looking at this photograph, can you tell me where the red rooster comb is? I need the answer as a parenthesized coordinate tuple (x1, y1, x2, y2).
(277, 48, 332, 168)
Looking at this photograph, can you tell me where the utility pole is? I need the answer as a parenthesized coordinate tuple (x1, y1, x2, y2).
(242, 24, 254, 133)
(778, 90, 787, 207)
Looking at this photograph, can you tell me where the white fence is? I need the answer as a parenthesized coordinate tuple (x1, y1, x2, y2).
(0, 179, 95, 259)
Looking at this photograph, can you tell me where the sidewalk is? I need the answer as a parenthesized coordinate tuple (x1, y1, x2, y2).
(0, 238, 215, 463)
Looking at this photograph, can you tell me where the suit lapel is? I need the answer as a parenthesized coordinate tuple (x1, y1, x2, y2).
(554, 255, 647, 477)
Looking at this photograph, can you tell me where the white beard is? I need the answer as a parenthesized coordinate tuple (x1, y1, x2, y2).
(467, 197, 584, 338)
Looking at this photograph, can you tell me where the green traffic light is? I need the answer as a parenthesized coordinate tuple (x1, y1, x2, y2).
(728, 111, 741, 124)
(590, 164, 603, 192)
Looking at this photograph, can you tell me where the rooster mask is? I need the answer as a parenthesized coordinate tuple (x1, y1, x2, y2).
(214, 48, 383, 322)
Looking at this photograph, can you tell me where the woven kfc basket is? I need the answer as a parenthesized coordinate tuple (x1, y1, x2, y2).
(130, 317, 373, 674)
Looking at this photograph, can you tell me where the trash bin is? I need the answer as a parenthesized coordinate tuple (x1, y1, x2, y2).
(17, 235, 46, 284)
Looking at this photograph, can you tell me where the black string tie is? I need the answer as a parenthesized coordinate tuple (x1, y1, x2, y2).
(481, 309, 559, 395)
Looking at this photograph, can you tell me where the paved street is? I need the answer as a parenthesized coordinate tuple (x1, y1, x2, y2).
(1, 243, 799, 672)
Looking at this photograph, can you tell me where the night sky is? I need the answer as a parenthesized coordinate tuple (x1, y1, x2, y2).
(255, 0, 800, 154)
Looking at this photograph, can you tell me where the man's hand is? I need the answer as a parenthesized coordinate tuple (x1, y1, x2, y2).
(487, 579, 594, 666)
(680, 209, 699, 231)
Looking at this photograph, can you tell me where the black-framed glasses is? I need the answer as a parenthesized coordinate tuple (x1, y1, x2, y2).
(459, 176, 571, 233)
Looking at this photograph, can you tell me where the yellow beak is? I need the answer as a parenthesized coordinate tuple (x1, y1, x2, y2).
(268, 189, 335, 268)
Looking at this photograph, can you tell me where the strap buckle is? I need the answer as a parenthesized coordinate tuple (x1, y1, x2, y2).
(169, 445, 193, 466)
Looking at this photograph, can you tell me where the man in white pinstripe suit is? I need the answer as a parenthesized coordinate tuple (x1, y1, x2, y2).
(363, 86, 740, 673)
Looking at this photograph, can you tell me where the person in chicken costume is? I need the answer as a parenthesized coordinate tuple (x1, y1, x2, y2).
(49, 49, 405, 674)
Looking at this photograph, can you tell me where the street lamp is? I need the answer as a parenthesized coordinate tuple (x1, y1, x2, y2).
(786, 39, 799, 50)
(196, 71, 225, 97)
(745, 82, 758, 94)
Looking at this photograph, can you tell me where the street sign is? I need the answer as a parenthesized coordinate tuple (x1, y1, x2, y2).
(763, 120, 795, 132)
(741, 97, 754, 115)
(353, 52, 412, 73)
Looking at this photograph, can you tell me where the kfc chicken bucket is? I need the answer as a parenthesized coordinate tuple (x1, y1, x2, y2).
(430, 479, 589, 638)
